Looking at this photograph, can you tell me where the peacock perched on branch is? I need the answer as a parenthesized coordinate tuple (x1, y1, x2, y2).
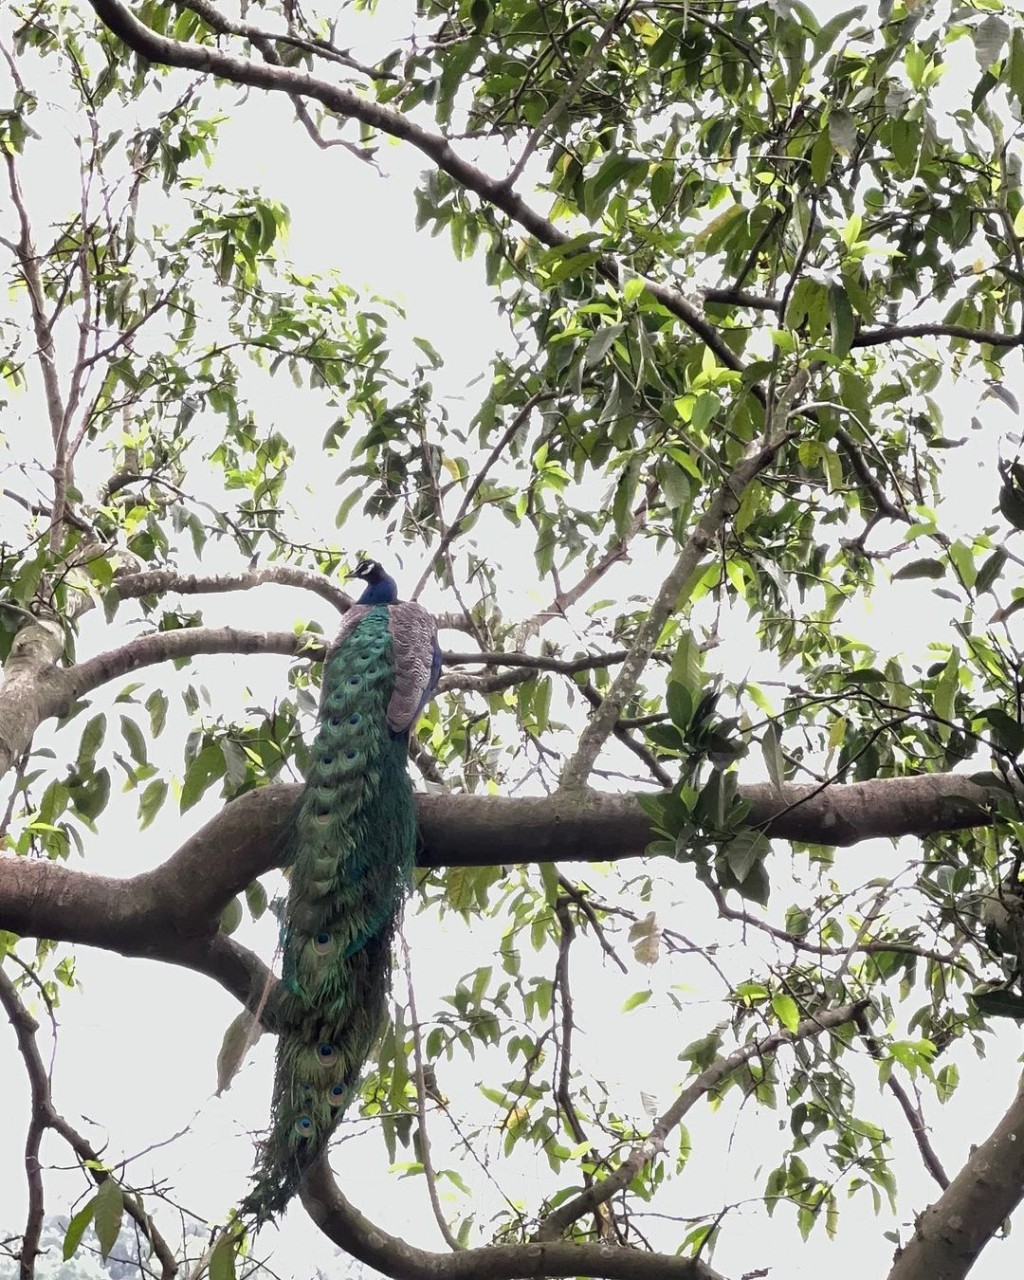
(242, 559, 440, 1223)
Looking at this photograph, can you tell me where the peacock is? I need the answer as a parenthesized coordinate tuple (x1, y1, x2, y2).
(241, 558, 440, 1223)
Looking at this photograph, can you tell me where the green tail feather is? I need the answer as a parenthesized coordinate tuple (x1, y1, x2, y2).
(241, 607, 416, 1222)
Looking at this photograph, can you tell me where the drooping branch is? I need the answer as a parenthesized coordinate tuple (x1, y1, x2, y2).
(300, 1156, 729, 1280)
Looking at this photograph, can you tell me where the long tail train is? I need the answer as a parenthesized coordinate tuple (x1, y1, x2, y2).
(241, 561, 439, 1222)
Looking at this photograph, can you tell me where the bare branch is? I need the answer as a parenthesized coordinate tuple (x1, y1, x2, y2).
(400, 935, 462, 1251)
(0, 969, 179, 1278)
(113, 566, 352, 615)
(411, 391, 556, 602)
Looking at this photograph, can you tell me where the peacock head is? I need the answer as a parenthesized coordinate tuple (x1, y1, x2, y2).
(350, 558, 399, 605)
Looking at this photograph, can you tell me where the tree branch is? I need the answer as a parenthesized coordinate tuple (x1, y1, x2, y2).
(534, 1000, 867, 1241)
(0, 774, 1009, 984)
(558, 371, 807, 791)
(84, 0, 747, 376)
(0, 969, 179, 1278)
(886, 1077, 1024, 1280)
(113, 566, 353, 614)
(300, 1155, 730, 1280)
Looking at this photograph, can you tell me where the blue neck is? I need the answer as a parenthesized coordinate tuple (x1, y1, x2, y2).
(358, 574, 399, 605)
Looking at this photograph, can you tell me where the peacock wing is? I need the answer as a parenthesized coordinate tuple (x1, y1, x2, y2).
(385, 602, 440, 734)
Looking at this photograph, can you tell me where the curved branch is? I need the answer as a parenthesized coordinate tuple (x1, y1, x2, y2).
(0, 783, 280, 1014)
(69, 627, 318, 702)
(300, 1156, 729, 1280)
(84, 0, 745, 375)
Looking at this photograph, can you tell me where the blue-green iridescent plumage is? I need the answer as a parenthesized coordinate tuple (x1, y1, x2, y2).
(242, 566, 438, 1222)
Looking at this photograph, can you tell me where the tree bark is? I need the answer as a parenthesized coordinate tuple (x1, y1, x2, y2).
(886, 1078, 1024, 1280)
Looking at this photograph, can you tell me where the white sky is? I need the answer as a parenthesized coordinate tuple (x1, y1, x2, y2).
(3, 6, 1024, 1280)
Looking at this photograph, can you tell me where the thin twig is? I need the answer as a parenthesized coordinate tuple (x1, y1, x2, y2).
(399, 933, 462, 1251)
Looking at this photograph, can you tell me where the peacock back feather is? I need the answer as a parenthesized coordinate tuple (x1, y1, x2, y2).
(242, 564, 438, 1222)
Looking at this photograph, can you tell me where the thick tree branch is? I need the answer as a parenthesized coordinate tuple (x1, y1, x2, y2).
(886, 1077, 1024, 1280)
(300, 1155, 730, 1280)
(0, 773, 1007, 999)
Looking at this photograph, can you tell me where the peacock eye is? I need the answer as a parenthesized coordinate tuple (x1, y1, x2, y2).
(317, 1043, 336, 1064)
(327, 1084, 346, 1107)
(293, 1116, 314, 1137)
(315, 810, 330, 824)
(328, 715, 341, 728)
(313, 932, 331, 954)
(348, 713, 361, 726)
(345, 749, 357, 760)
(321, 755, 334, 767)
(348, 675, 360, 687)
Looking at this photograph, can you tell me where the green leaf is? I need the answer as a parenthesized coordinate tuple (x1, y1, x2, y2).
(972, 986, 1024, 1020)
(892, 558, 945, 581)
(119, 715, 148, 767)
(771, 993, 800, 1033)
(761, 723, 785, 791)
(146, 689, 168, 737)
(666, 680, 693, 732)
(216, 1009, 263, 1095)
(724, 829, 769, 885)
(584, 322, 625, 367)
(973, 15, 1009, 70)
(622, 989, 652, 1012)
(93, 1177, 123, 1260)
(828, 283, 855, 358)
(180, 743, 226, 812)
(209, 1233, 237, 1280)
(79, 715, 107, 769)
(138, 779, 167, 830)
(245, 879, 268, 920)
(219, 897, 243, 936)
(975, 548, 1007, 595)
(982, 708, 1024, 759)
(63, 1201, 95, 1260)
